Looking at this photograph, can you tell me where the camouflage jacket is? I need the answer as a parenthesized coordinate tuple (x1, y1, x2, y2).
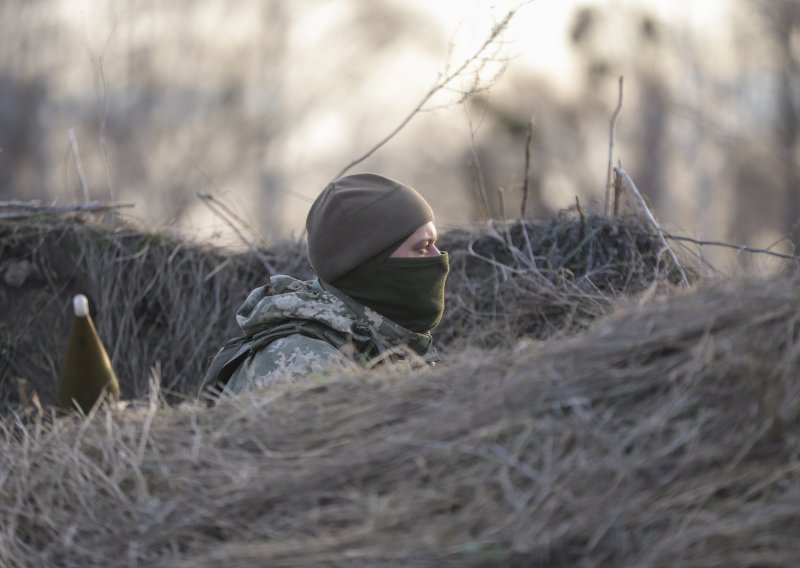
(206, 275, 439, 397)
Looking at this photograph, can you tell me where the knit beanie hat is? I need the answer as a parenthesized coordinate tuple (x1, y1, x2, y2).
(306, 173, 434, 282)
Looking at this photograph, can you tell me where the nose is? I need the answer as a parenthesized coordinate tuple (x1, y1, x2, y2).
(427, 244, 440, 257)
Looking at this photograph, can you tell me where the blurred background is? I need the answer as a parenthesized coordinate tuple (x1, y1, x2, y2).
(1, 0, 798, 265)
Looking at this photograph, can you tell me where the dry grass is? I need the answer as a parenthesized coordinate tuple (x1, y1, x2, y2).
(0, 210, 680, 412)
(1, 273, 799, 566)
(6, 210, 794, 566)
(0, 217, 310, 409)
(436, 210, 689, 349)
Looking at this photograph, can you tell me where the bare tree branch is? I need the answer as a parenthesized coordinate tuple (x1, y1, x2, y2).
(196, 192, 276, 275)
(464, 99, 491, 220)
(664, 233, 800, 262)
(613, 158, 623, 217)
(521, 118, 535, 219)
(613, 166, 690, 287)
(84, 15, 118, 206)
(334, 3, 529, 179)
(498, 186, 507, 225)
(196, 168, 269, 245)
(0, 201, 133, 220)
(605, 76, 624, 215)
(68, 127, 90, 203)
(468, 161, 489, 222)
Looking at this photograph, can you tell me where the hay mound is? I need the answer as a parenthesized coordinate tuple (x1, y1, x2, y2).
(436, 210, 686, 347)
(0, 217, 309, 410)
(0, 274, 797, 567)
(0, 211, 679, 412)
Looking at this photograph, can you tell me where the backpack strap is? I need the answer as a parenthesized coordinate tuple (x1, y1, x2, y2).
(198, 320, 352, 400)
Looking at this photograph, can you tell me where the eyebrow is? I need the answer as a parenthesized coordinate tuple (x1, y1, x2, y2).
(414, 233, 436, 247)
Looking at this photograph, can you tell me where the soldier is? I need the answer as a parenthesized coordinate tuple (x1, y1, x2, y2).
(201, 173, 449, 398)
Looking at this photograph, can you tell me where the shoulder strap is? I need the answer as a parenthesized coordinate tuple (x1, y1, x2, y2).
(198, 320, 350, 399)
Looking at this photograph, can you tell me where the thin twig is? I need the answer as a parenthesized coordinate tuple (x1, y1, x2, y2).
(0, 199, 44, 208)
(575, 195, 585, 225)
(521, 118, 535, 219)
(605, 76, 624, 216)
(334, 5, 525, 179)
(68, 127, 90, 203)
(196, 192, 276, 275)
(465, 100, 491, 220)
(664, 233, 800, 262)
(200, 191, 267, 246)
(468, 161, 489, 222)
(613, 166, 690, 287)
(278, 187, 314, 203)
(498, 187, 507, 225)
(86, 17, 117, 206)
(0, 201, 133, 220)
(196, 169, 269, 245)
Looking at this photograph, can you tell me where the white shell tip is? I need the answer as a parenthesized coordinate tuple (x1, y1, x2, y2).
(73, 294, 90, 317)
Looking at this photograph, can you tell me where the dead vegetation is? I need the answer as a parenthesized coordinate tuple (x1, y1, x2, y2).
(436, 209, 688, 349)
(0, 209, 681, 412)
(0, 216, 310, 409)
(1, 269, 799, 566)
(3, 210, 799, 566)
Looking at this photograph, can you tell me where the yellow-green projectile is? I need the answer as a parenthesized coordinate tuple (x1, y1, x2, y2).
(57, 294, 120, 412)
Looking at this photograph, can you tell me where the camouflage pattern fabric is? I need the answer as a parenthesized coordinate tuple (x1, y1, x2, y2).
(220, 275, 439, 396)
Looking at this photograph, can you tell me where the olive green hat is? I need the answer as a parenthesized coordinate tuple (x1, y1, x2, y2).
(306, 173, 434, 282)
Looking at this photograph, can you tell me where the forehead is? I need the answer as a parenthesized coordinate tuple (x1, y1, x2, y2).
(410, 221, 437, 241)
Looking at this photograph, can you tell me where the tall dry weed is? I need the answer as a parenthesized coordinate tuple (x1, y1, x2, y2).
(0, 273, 798, 566)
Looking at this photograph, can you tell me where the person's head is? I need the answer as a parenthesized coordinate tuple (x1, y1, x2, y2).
(306, 173, 448, 333)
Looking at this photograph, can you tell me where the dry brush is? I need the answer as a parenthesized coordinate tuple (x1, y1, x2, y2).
(0, 271, 798, 566)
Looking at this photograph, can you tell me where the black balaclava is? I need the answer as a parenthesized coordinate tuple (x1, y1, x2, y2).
(331, 238, 449, 333)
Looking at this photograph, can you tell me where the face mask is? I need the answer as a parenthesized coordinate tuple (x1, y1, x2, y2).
(332, 251, 449, 333)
